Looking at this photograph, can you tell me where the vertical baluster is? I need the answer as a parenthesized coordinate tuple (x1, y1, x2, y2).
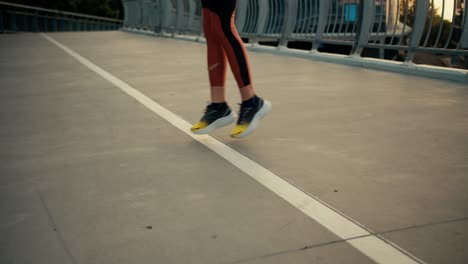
(353, 0, 375, 56)
(255, 0, 269, 40)
(389, 0, 401, 45)
(434, 0, 446, 47)
(280, 0, 298, 47)
(235, 0, 248, 35)
(330, 0, 340, 40)
(304, 0, 314, 37)
(299, 0, 307, 36)
(337, 0, 346, 37)
(0, 7, 4, 32)
(374, 0, 386, 44)
(10, 9, 17, 32)
(444, 0, 459, 48)
(456, 0, 467, 49)
(313, 0, 331, 50)
(405, 0, 429, 62)
(397, 0, 410, 46)
(422, 0, 436, 47)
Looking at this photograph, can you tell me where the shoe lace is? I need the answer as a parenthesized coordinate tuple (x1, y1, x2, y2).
(203, 103, 221, 120)
(237, 104, 254, 124)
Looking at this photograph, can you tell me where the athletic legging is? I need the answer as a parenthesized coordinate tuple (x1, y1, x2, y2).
(201, 0, 252, 88)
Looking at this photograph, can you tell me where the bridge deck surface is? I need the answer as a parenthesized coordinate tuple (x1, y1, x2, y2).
(1, 31, 467, 264)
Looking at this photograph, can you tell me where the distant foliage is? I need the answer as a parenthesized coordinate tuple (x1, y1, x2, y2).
(399, 0, 454, 48)
(7, 0, 123, 19)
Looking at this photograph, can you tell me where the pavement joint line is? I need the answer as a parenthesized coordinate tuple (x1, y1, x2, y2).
(229, 234, 379, 264)
(36, 188, 77, 264)
(229, 228, 437, 264)
(377, 217, 468, 235)
(40, 32, 424, 264)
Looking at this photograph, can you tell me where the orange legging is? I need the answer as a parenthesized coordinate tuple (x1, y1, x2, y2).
(201, 0, 252, 88)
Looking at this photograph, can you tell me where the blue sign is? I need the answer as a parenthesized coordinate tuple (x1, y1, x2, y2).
(345, 4, 357, 22)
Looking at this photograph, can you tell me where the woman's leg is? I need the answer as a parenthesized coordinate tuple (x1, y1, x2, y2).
(209, 0, 255, 101)
(193, 0, 270, 138)
(202, 8, 228, 103)
(190, 3, 235, 135)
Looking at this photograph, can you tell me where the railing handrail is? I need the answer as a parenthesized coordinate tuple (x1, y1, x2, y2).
(120, 0, 467, 78)
(0, 1, 123, 23)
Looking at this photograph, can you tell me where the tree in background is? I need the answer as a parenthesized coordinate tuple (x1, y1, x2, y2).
(7, 0, 123, 19)
(400, 0, 454, 48)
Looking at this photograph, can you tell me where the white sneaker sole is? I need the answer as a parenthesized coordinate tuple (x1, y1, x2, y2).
(192, 112, 235, 135)
(232, 100, 272, 139)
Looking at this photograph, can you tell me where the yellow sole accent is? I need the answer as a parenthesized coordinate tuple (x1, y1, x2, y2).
(230, 124, 249, 138)
(191, 121, 208, 132)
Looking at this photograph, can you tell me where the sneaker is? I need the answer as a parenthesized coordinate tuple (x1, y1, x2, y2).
(230, 96, 272, 138)
(191, 103, 235, 134)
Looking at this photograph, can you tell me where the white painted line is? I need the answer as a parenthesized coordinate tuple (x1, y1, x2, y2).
(41, 33, 422, 264)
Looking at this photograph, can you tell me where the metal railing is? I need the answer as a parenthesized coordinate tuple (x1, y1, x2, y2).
(122, 0, 467, 69)
(0, 1, 123, 33)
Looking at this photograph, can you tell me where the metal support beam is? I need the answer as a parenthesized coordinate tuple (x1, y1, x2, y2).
(235, 0, 248, 34)
(33, 11, 38, 32)
(0, 8, 4, 32)
(175, 0, 184, 33)
(353, 0, 375, 56)
(159, 0, 174, 33)
(405, 0, 430, 62)
(10, 10, 16, 31)
(280, 0, 298, 48)
(188, 0, 195, 33)
(254, 0, 269, 42)
(313, 0, 331, 51)
(459, 1, 468, 48)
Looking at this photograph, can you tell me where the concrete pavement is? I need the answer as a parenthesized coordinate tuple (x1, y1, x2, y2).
(0, 31, 467, 263)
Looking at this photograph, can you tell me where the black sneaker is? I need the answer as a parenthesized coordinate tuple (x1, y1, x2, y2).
(191, 103, 235, 134)
(230, 96, 272, 138)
